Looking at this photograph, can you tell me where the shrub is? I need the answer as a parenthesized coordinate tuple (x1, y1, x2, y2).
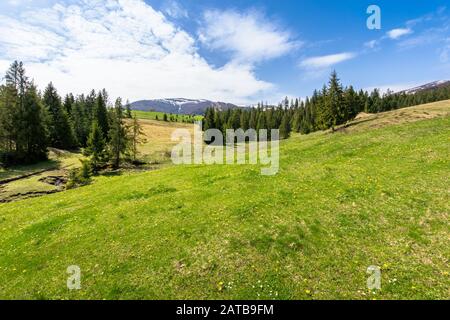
(66, 160, 92, 189)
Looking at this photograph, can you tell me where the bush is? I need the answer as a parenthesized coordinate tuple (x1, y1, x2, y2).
(66, 160, 92, 189)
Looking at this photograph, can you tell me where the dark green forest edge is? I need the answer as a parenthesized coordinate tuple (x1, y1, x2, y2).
(0, 62, 148, 187)
(203, 71, 450, 139)
(2, 61, 450, 170)
(0, 62, 449, 300)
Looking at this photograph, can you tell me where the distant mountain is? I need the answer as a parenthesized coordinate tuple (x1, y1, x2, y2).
(399, 80, 450, 94)
(130, 98, 238, 115)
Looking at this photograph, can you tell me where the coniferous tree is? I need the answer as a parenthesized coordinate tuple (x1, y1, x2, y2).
(0, 62, 48, 163)
(326, 71, 344, 129)
(43, 82, 76, 149)
(108, 98, 128, 169)
(240, 110, 249, 131)
(227, 109, 241, 130)
(63, 93, 75, 115)
(249, 108, 257, 130)
(17, 84, 48, 162)
(206, 70, 450, 139)
(125, 100, 132, 118)
(71, 95, 90, 147)
(256, 111, 267, 133)
(127, 114, 146, 162)
(84, 121, 107, 172)
(0, 82, 16, 156)
(95, 90, 110, 139)
(279, 113, 291, 139)
(213, 110, 222, 132)
(85, 90, 97, 122)
(203, 107, 215, 131)
(5, 61, 27, 156)
(292, 109, 302, 132)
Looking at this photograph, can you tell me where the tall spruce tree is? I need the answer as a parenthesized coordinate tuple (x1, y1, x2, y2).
(127, 114, 146, 162)
(279, 113, 291, 139)
(227, 109, 241, 130)
(0, 83, 16, 155)
(256, 111, 267, 133)
(71, 95, 90, 147)
(18, 84, 48, 162)
(108, 98, 128, 169)
(203, 107, 215, 131)
(0, 62, 48, 163)
(43, 82, 76, 149)
(84, 121, 107, 172)
(63, 93, 75, 115)
(125, 100, 132, 118)
(325, 71, 344, 130)
(95, 91, 110, 139)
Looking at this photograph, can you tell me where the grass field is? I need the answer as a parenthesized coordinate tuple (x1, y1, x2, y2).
(0, 119, 193, 202)
(131, 118, 195, 165)
(132, 110, 202, 122)
(0, 101, 449, 299)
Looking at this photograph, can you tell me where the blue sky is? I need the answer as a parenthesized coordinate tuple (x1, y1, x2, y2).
(0, 0, 449, 105)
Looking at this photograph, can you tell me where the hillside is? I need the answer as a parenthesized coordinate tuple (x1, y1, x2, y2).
(0, 118, 193, 203)
(130, 98, 238, 115)
(399, 80, 450, 95)
(0, 101, 449, 299)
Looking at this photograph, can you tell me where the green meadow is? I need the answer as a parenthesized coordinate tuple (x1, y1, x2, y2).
(132, 110, 202, 122)
(0, 102, 449, 300)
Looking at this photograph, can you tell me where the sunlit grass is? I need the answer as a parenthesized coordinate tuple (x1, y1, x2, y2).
(0, 101, 449, 299)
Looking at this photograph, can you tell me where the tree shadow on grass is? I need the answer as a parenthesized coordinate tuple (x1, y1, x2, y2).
(0, 159, 61, 183)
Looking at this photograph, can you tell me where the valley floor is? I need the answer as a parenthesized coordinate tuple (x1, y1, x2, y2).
(0, 101, 449, 299)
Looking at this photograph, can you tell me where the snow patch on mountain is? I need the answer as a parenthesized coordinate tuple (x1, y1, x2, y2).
(130, 98, 238, 115)
(400, 80, 450, 94)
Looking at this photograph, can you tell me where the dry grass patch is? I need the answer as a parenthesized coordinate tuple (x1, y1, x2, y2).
(135, 119, 195, 163)
(342, 99, 450, 133)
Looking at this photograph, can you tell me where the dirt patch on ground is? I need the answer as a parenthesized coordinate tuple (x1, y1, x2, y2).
(0, 190, 59, 203)
(354, 112, 375, 120)
(39, 175, 68, 187)
(0, 167, 59, 185)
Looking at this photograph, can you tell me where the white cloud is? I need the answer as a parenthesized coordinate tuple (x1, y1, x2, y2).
(387, 28, 412, 40)
(364, 40, 379, 49)
(198, 9, 299, 64)
(0, 0, 278, 104)
(300, 52, 356, 69)
(163, 0, 188, 19)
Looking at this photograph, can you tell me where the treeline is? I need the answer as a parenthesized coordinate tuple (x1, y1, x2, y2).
(158, 113, 196, 123)
(204, 71, 450, 139)
(0, 61, 143, 168)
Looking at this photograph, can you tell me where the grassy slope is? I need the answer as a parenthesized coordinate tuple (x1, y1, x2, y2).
(0, 102, 449, 300)
(1, 120, 193, 202)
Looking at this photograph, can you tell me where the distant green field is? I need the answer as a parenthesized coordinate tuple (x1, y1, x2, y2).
(0, 101, 449, 299)
(132, 110, 202, 122)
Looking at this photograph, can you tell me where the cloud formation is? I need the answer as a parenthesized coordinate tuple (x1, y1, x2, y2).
(300, 52, 356, 69)
(163, 0, 188, 19)
(198, 9, 299, 64)
(0, 0, 289, 104)
(386, 28, 413, 40)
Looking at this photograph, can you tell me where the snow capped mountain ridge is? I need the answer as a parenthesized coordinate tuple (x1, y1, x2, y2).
(130, 98, 238, 115)
(400, 80, 450, 94)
